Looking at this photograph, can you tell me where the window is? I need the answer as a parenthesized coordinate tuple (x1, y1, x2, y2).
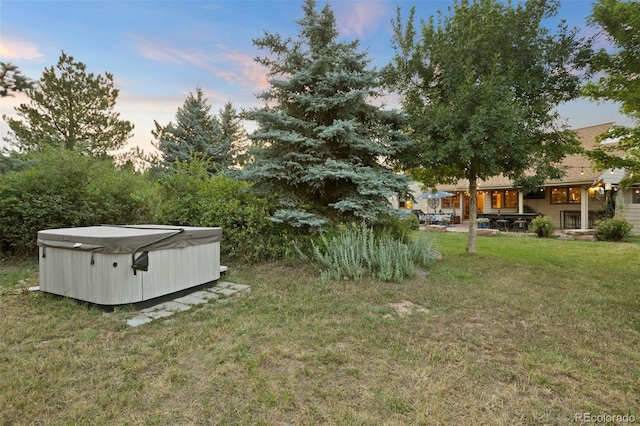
(441, 196, 460, 208)
(399, 200, 414, 209)
(633, 188, 640, 204)
(551, 186, 581, 204)
(505, 190, 518, 208)
(491, 190, 517, 208)
(491, 191, 503, 208)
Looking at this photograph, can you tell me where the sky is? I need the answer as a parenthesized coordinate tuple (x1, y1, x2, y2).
(0, 0, 633, 154)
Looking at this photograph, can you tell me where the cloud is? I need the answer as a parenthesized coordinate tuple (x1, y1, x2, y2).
(215, 51, 269, 90)
(131, 36, 208, 66)
(130, 35, 269, 91)
(0, 38, 45, 61)
(335, 1, 390, 38)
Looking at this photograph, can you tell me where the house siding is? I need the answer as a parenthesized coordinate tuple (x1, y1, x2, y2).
(620, 189, 640, 235)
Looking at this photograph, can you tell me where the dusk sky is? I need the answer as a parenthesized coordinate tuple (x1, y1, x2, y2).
(1, 0, 633, 154)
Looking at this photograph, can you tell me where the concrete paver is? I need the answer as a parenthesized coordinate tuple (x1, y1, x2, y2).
(105, 280, 249, 327)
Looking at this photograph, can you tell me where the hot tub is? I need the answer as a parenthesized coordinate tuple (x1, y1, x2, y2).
(37, 225, 222, 305)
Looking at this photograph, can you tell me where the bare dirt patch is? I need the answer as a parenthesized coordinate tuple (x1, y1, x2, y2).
(385, 299, 430, 318)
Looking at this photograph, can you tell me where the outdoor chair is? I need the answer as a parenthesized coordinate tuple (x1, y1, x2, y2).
(496, 219, 509, 231)
(512, 219, 528, 232)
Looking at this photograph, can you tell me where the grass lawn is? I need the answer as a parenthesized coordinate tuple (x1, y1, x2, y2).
(1, 233, 639, 425)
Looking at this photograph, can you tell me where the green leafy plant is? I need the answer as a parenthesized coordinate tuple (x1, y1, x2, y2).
(529, 215, 555, 238)
(155, 158, 290, 262)
(0, 149, 154, 254)
(375, 213, 420, 240)
(595, 217, 633, 241)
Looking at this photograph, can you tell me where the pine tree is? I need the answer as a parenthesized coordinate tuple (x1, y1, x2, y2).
(242, 0, 410, 228)
(0, 62, 32, 97)
(218, 101, 248, 168)
(3, 52, 133, 156)
(153, 88, 232, 174)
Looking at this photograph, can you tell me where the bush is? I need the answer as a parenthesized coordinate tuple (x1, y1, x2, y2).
(529, 215, 554, 238)
(154, 159, 290, 262)
(374, 212, 419, 241)
(310, 223, 439, 282)
(595, 217, 633, 241)
(0, 150, 155, 254)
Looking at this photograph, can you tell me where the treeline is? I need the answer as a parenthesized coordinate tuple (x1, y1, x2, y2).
(0, 151, 294, 261)
(1, 0, 638, 259)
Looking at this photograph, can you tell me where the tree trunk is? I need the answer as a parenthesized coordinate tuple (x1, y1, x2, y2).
(466, 177, 478, 254)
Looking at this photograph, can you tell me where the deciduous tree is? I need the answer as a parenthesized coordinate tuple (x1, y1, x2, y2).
(386, 0, 592, 253)
(583, 0, 640, 187)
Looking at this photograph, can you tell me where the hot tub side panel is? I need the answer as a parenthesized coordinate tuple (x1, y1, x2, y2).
(139, 241, 220, 301)
(39, 247, 143, 305)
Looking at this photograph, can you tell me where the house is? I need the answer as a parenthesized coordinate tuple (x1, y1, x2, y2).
(396, 123, 640, 234)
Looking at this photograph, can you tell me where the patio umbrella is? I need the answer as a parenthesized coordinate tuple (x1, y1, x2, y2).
(418, 190, 455, 214)
(418, 190, 455, 200)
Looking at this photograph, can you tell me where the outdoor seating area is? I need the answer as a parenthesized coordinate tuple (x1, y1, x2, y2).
(413, 211, 455, 226)
(477, 213, 539, 232)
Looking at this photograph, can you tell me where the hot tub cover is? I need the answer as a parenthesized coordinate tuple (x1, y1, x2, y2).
(37, 225, 222, 254)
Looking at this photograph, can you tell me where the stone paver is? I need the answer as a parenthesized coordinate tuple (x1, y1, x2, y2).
(105, 281, 249, 327)
(126, 316, 153, 327)
(174, 294, 209, 306)
(229, 283, 251, 292)
(211, 287, 238, 296)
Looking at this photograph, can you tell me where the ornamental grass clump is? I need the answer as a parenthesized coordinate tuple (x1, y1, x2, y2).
(311, 223, 438, 282)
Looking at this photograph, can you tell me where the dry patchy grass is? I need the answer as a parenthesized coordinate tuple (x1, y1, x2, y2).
(1, 234, 639, 425)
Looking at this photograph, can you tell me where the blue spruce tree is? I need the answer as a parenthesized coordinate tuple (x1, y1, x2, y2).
(153, 88, 234, 174)
(243, 0, 410, 228)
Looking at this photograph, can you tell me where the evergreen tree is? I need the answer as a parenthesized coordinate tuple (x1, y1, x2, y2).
(153, 88, 232, 174)
(386, 0, 592, 253)
(3, 52, 133, 156)
(218, 101, 248, 168)
(242, 0, 410, 228)
(0, 62, 32, 97)
(584, 0, 640, 187)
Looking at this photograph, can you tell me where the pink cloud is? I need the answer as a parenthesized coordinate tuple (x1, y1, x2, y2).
(131, 36, 211, 67)
(217, 51, 269, 90)
(335, 1, 390, 37)
(131, 36, 268, 91)
(0, 38, 45, 61)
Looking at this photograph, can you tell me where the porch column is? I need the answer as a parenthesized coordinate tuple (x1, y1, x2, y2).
(581, 185, 589, 229)
(518, 191, 524, 214)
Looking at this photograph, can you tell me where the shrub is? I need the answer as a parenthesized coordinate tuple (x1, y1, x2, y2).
(595, 217, 633, 241)
(154, 159, 289, 262)
(529, 215, 554, 238)
(0, 150, 155, 254)
(311, 223, 438, 283)
(374, 212, 419, 241)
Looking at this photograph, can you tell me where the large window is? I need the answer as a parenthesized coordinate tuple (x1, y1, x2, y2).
(441, 196, 460, 208)
(551, 186, 581, 204)
(491, 190, 518, 208)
